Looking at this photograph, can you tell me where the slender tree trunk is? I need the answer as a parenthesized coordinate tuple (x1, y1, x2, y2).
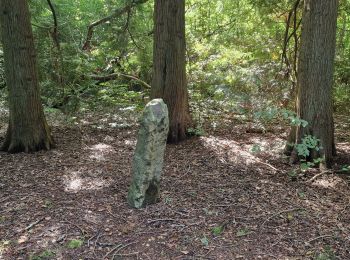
(286, 0, 338, 167)
(0, 0, 54, 153)
(151, 0, 191, 143)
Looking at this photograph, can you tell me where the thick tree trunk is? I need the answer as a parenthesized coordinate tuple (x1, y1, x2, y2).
(286, 0, 338, 168)
(0, 0, 54, 153)
(151, 0, 191, 143)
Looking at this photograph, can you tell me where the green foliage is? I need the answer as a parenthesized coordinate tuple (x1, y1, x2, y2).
(315, 246, 336, 260)
(294, 134, 323, 171)
(288, 169, 298, 181)
(250, 144, 262, 154)
(212, 225, 224, 236)
(296, 135, 321, 158)
(0, 0, 349, 116)
(67, 239, 84, 249)
(341, 165, 350, 172)
(187, 126, 205, 137)
(236, 227, 250, 237)
(30, 250, 56, 260)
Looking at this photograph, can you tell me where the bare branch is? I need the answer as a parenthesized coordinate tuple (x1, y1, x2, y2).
(82, 0, 149, 51)
(85, 73, 151, 89)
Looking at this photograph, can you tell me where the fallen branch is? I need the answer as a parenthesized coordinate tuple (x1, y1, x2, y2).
(305, 171, 328, 183)
(104, 241, 136, 259)
(16, 217, 45, 234)
(104, 244, 123, 259)
(306, 169, 350, 183)
(112, 251, 139, 259)
(63, 220, 87, 235)
(306, 234, 333, 244)
(86, 73, 151, 89)
(25, 217, 45, 231)
(147, 218, 177, 224)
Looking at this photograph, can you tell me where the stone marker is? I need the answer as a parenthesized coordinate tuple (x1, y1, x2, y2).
(127, 99, 169, 208)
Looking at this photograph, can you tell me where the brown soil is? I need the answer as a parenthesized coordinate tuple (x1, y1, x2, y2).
(0, 112, 349, 260)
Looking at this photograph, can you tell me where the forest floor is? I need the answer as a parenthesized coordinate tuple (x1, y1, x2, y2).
(0, 108, 349, 260)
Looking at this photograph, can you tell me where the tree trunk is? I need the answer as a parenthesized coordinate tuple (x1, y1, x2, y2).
(151, 0, 191, 143)
(0, 0, 54, 153)
(286, 0, 338, 168)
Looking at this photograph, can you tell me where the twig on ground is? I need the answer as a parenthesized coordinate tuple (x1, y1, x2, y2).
(88, 232, 98, 247)
(56, 234, 66, 243)
(112, 252, 139, 259)
(147, 218, 177, 224)
(63, 220, 87, 235)
(306, 234, 333, 244)
(255, 159, 279, 172)
(104, 244, 123, 259)
(306, 171, 330, 183)
(261, 208, 305, 227)
(306, 169, 350, 183)
(110, 242, 137, 260)
(16, 217, 45, 234)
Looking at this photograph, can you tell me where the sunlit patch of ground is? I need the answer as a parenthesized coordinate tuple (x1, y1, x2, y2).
(312, 175, 347, 189)
(87, 143, 115, 161)
(200, 135, 283, 169)
(63, 171, 110, 192)
(0, 240, 10, 259)
(241, 136, 285, 155)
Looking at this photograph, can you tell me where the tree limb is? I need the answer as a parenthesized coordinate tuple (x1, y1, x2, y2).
(85, 73, 151, 89)
(82, 0, 149, 51)
(47, 0, 60, 50)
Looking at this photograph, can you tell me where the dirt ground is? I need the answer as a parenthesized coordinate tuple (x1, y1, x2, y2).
(0, 111, 349, 260)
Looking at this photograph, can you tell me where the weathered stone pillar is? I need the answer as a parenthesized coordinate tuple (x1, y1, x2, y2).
(127, 99, 169, 208)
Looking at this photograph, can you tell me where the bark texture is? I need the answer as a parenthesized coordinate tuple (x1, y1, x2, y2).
(0, 0, 54, 153)
(286, 0, 338, 167)
(151, 0, 191, 143)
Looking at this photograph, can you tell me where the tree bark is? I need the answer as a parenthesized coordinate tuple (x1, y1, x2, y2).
(286, 0, 338, 167)
(151, 0, 191, 143)
(0, 0, 54, 153)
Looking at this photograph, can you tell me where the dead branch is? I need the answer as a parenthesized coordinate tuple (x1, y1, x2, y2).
(306, 169, 350, 183)
(25, 217, 45, 231)
(306, 234, 333, 244)
(281, 0, 301, 74)
(82, 0, 149, 51)
(111, 242, 137, 259)
(86, 73, 151, 89)
(47, 0, 60, 51)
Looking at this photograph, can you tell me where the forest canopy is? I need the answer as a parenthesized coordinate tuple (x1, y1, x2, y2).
(0, 0, 341, 115)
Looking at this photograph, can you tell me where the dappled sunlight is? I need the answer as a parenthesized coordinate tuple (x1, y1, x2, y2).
(88, 143, 114, 161)
(312, 176, 346, 189)
(200, 135, 266, 166)
(124, 139, 136, 146)
(84, 210, 103, 225)
(34, 224, 63, 247)
(63, 171, 110, 193)
(242, 136, 285, 155)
